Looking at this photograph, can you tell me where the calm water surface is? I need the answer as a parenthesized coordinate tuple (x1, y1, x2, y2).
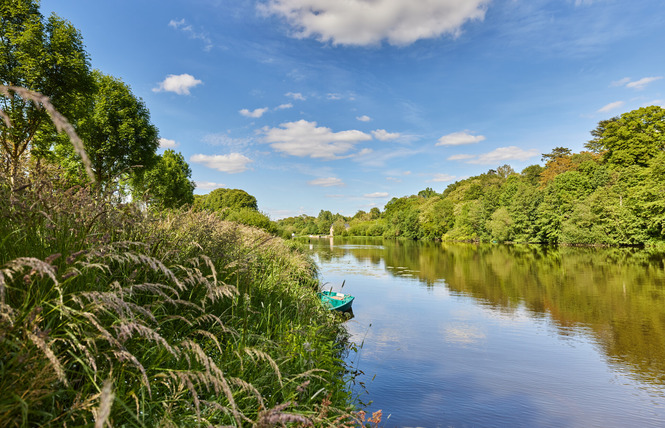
(307, 237, 665, 427)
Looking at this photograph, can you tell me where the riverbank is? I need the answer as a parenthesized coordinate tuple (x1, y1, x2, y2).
(0, 170, 365, 426)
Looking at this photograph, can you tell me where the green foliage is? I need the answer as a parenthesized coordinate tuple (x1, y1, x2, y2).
(223, 207, 280, 235)
(73, 70, 159, 187)
(587, 106, 665, 167)
(418, 187, 438, 198)
(487, 207, 514, 242)
(136, 149, 195, 209)
(0, 1, 93, 179)
(541, 146, 572, 163)
(195, 187, 258, 212)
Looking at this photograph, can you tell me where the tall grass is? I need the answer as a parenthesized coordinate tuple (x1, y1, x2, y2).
(0, 165, 374, 426)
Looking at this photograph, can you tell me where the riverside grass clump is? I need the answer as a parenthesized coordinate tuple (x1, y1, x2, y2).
(0, 168, 371, 426)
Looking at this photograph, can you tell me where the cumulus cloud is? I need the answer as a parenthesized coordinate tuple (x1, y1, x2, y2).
(448, 146, 538, 165)
(598, 101, 625, 113)
(190, 153, 253, 173)
(159, 138, 179, 149)
(356, 115, 371, 122)
(372, 129, 401, 141)
(153, 74, 203, 95)
(262, 120, 372, 159)
(308, 177, 345, 187)
(239, 107, 269, 118)
(364, 192, 389, 198)
(196, 181, 225, 190)
(276, 103, 293, 110)
(436, 131, 485, 146)
(259, 0, 490, 46)
(429, 173, 456, 182)
(286, 92, 306, 100)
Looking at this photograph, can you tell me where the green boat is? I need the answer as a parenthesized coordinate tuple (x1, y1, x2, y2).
(318, 290, 354, 312)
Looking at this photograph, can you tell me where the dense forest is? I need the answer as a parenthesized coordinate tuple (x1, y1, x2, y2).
(279, 105, 665, 246)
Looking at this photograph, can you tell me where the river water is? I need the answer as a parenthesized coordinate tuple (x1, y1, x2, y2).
(307, 237, 665, 427)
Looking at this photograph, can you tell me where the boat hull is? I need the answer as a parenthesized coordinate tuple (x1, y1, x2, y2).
(319, 291, 354, 312)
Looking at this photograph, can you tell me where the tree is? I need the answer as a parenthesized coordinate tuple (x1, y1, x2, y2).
(521, 165, 544, 186)
(418, 187, 438, 198)
(0, 0, 92, 181)
(496, 164, 516, 179)
(487, 207, 514, 242)
(541, 147, 572, 164)
(197, 188, 258, 212)
(137, 150, 195, 209)
(70, 71, 159, 188)
(585, 106, 665, 167)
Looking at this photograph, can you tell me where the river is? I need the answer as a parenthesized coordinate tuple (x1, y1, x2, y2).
(307, 237, 665, 427)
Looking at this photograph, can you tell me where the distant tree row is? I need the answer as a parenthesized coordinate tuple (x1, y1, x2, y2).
(279, 106, 665, 246)
(1, 0, 194, 208)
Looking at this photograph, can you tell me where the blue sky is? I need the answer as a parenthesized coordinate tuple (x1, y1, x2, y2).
(40, 0, 665, 219)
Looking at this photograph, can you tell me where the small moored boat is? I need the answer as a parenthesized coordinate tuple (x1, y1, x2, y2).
(318, 290, 354, 312)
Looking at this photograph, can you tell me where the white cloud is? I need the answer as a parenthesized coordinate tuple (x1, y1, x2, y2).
(447, 154, 475, 161)
(626, 76, 663, 90)
(276, 103, 293, 110)
(202, 134, 251, 148)
(449, 146, 539, 165)
(168, 18, 213, 51)
(195, 181, 225, 190)
(259, 0, 490, 46)
(611, 77, 631, 87)
(611, 76, 663, 90)
(168, 19, 185, 29)
(153, 74, 203, 95)
(239, 107, 269, 118)
(286, 92, 306, 100)
(356, 115, 371, 122)
(159, 138, 179, 149)
(598, 101, 625, 113)
(308, 177, 345, 187)
(190, 153, 253, 173)
(262, 120, 372, 159)
(429, 173, 456, 182)
(364, 192, 389, 198)
(327, 93, 342, 100)
(436, 131, 485, 146)
(371, 129, 401, 141)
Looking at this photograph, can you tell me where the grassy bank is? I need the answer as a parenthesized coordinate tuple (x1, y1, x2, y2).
(0, 168, 367, 426)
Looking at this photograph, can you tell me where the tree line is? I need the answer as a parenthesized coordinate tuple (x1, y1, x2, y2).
(4, 1, 664, 246)
(279, 105, 665, 246)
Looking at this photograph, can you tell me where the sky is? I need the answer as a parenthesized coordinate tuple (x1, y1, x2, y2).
(40, 0, 665, 219)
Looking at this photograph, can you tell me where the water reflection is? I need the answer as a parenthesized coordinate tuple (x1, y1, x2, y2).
(310, 237, 665, 390)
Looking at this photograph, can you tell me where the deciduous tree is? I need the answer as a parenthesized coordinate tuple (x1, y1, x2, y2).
(137, 149, 195, 209)
(0, 0, 92, 180)
(586, 106, 665, 167)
